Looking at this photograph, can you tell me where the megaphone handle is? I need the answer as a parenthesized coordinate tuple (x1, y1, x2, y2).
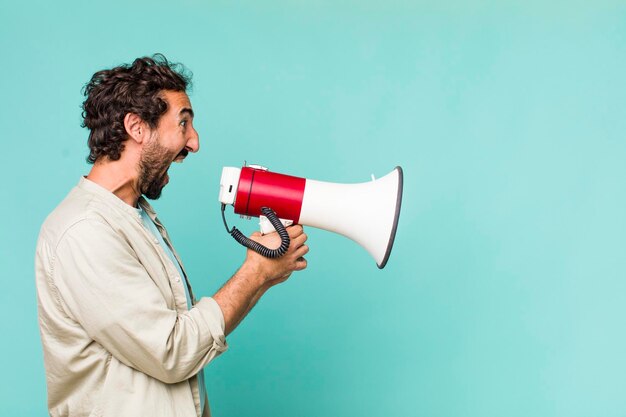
(259, 216, 294, 235)
(221, 205, 291, 259)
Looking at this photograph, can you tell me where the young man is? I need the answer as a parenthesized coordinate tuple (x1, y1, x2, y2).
(35, 55, 309, 417)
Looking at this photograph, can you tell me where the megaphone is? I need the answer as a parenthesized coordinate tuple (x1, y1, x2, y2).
(218, 164, 403, 269)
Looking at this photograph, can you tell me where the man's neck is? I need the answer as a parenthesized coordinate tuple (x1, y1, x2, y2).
(87, 158, 141, 207)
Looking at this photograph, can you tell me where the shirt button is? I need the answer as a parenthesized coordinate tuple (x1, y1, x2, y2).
(154, 238, 159, 244)
(174, 276, 180, 282)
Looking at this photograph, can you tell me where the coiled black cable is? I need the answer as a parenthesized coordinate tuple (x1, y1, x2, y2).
(221, 204, 291, 258)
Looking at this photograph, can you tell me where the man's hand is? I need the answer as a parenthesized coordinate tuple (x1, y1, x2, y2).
(245, 225, 309, 287)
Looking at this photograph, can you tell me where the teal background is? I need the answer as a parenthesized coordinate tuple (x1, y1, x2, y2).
(1, 1, 626, 416)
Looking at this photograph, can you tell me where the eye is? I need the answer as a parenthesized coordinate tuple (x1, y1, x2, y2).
(180, 119, 188, 128)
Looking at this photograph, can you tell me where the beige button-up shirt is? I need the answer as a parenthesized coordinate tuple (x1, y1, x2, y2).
(35, 178, 227, 417)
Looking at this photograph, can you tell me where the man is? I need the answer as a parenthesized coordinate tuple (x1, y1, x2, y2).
(35, 54, 309, 417)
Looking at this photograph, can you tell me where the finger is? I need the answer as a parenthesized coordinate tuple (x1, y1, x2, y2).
(294, 244, 309, 258)
(294, 257, 308, 271)
(291, 233, 308, 248)
(287, 225, 304, 238)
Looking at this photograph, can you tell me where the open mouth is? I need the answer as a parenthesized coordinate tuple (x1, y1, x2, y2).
(172, 148, 189, 164)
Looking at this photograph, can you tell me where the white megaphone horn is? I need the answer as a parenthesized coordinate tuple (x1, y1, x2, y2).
(218, 164, 403, 269)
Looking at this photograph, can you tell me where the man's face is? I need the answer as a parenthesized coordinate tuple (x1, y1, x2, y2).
(138, 90, 199, 199)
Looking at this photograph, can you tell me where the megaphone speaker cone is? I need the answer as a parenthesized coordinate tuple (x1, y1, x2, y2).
(298, 167, 403, 268)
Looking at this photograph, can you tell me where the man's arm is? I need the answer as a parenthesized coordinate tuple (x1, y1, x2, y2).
(213, 225, 309, 335)
(51, 218, 228, 384)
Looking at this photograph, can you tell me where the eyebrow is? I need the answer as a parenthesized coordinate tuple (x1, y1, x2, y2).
(179, 107, 194, 119)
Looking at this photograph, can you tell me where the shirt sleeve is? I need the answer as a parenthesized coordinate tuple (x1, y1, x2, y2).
(50, 217, 227, 384)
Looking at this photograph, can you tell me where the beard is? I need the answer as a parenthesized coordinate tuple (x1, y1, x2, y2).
(138, 136, 179, 200)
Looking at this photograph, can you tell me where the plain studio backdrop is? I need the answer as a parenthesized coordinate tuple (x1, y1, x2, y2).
(1, 1, 625, 416)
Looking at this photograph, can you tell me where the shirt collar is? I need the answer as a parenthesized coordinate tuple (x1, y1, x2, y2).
(138, 196, 158, 222)
(77, 177, 148, 220)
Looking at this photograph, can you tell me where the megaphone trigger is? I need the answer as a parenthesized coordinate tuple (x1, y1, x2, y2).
(259, 216, 294, 235)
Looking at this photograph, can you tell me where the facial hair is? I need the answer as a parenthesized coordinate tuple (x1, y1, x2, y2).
(138, 136, 176, 200)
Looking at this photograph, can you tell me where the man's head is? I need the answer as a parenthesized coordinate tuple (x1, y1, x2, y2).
(136, 90, 198, 199)
(82, 54, 199, 199)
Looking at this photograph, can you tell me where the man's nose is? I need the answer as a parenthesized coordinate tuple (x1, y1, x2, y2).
(186, 128, 200, 153)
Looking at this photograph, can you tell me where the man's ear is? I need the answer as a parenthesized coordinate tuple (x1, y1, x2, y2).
(124, 113, 148, 144)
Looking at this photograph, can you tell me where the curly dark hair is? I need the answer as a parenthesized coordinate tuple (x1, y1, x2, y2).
(81, 54, 192, 163)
